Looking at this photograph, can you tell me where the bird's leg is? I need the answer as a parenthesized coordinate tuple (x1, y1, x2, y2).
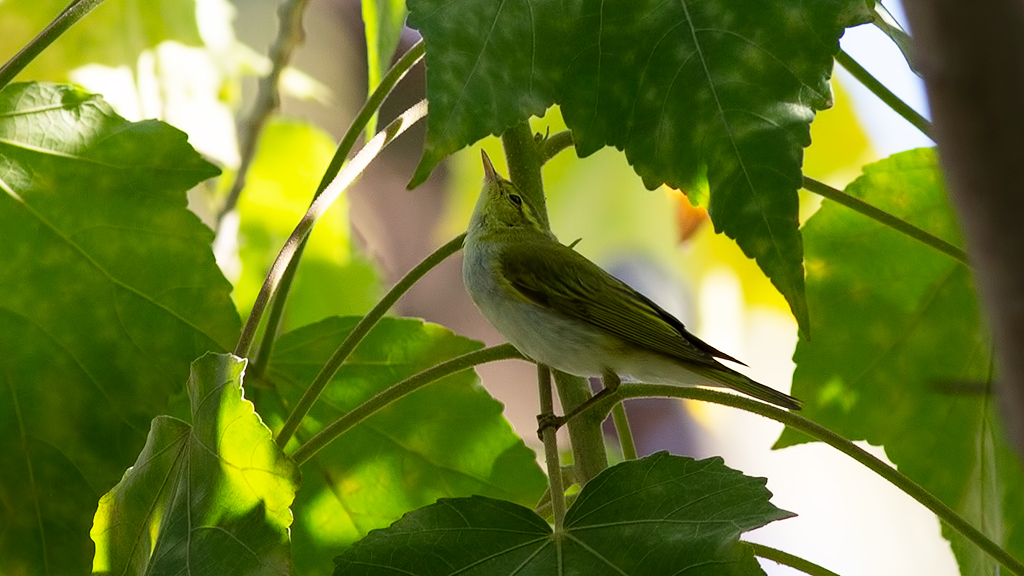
(537, 371, 621, 437)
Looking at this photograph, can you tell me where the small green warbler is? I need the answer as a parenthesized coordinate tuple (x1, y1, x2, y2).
(462, 151, 801, 423)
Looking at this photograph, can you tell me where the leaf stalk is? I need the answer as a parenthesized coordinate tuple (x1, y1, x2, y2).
(289, 344, 523, 465)
(249, 40, 425, 378)
(274, 233, 465, 448)
(802, 176, 968, 264)
(835, 50, 933, 139)
(537, 365, 567, 533)
(234, 99, 428, 357)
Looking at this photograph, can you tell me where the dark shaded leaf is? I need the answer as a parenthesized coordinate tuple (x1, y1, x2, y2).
(408, 0, 872, 331)
(334, 452, 791, 575)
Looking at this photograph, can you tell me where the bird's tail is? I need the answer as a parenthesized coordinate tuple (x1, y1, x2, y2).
(691, 364, 802, 411)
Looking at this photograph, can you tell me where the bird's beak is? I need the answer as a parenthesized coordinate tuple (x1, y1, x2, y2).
(481, 150, 497, 181)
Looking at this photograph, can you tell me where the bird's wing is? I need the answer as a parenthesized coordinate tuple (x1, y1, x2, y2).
(498, 239, 744, 367)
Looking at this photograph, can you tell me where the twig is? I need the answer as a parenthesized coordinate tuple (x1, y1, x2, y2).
(748, 542, 842, 576)
(216, 0, 313, 225)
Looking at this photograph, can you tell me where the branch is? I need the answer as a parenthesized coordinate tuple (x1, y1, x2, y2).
(537, 365, 567, 533)
(217, 0, 313, 224)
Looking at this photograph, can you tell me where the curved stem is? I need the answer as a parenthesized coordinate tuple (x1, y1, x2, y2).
(836, 50, 933, 139)
(0, 0, 107, 90)
(540, 130, 575, 164)
(591, 384, 1024, 576)
(802, 176, 968, 264)
(611, 403, 637, 460)
(537, 365, 567, 533)
(249, 41, 426, 378)
(275, 233, 465, 448)
(312, 40, 425, 199)
(748, 542, 841, 576)
(235, 99, 428, 356)
(289, 344, 524, 465)
(217, 0, 314, 225)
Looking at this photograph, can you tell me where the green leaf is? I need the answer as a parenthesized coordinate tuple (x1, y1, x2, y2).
(258, 316, 546, 576)
(334, 453, 792, 575)
(0, 0, 203, 81)
(775, 148, 1024, 576)
(407, 0, 873, 333)
(0, 82, 237, 575)
(90, 353, 300, 575)
(235, 120, 381, 330)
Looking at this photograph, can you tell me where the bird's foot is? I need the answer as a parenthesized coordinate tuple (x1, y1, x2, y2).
(536, 411, 566, 440)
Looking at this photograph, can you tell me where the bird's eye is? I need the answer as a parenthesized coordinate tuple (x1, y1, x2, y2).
(508, 193, 523, 208)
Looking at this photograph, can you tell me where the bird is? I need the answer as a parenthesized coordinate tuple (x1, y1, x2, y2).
(461, 150, 800, 427)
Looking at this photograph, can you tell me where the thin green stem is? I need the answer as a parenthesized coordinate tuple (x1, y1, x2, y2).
(235, 99, 428, 357)
(748, 542, 842, 576)
(803, 176, 968, 265)
(249, 239, 306, 378)
(249, 41, 426, 378)
(312, 40, 425, 200)
(0, 0, 107, 90)
(589, 384, 1024, 576)
(836, 50, 933, 139)
(538, 365, 567, 533)
(289, 344, 524, 465)
(275, 233, 465, 448)
(611, 403, 637, 460)
(540, 130, 575, 164)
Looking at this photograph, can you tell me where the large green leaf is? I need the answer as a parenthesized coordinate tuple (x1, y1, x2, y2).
(406, 0, 872, 332)
(256, 316, 546, 576)
(0, 0, 202, 82)
(0, 82, 237, 575)
(91, 353, 300, 575)
(334, 453, 792, 575)
(775, 148, 1024, 576)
